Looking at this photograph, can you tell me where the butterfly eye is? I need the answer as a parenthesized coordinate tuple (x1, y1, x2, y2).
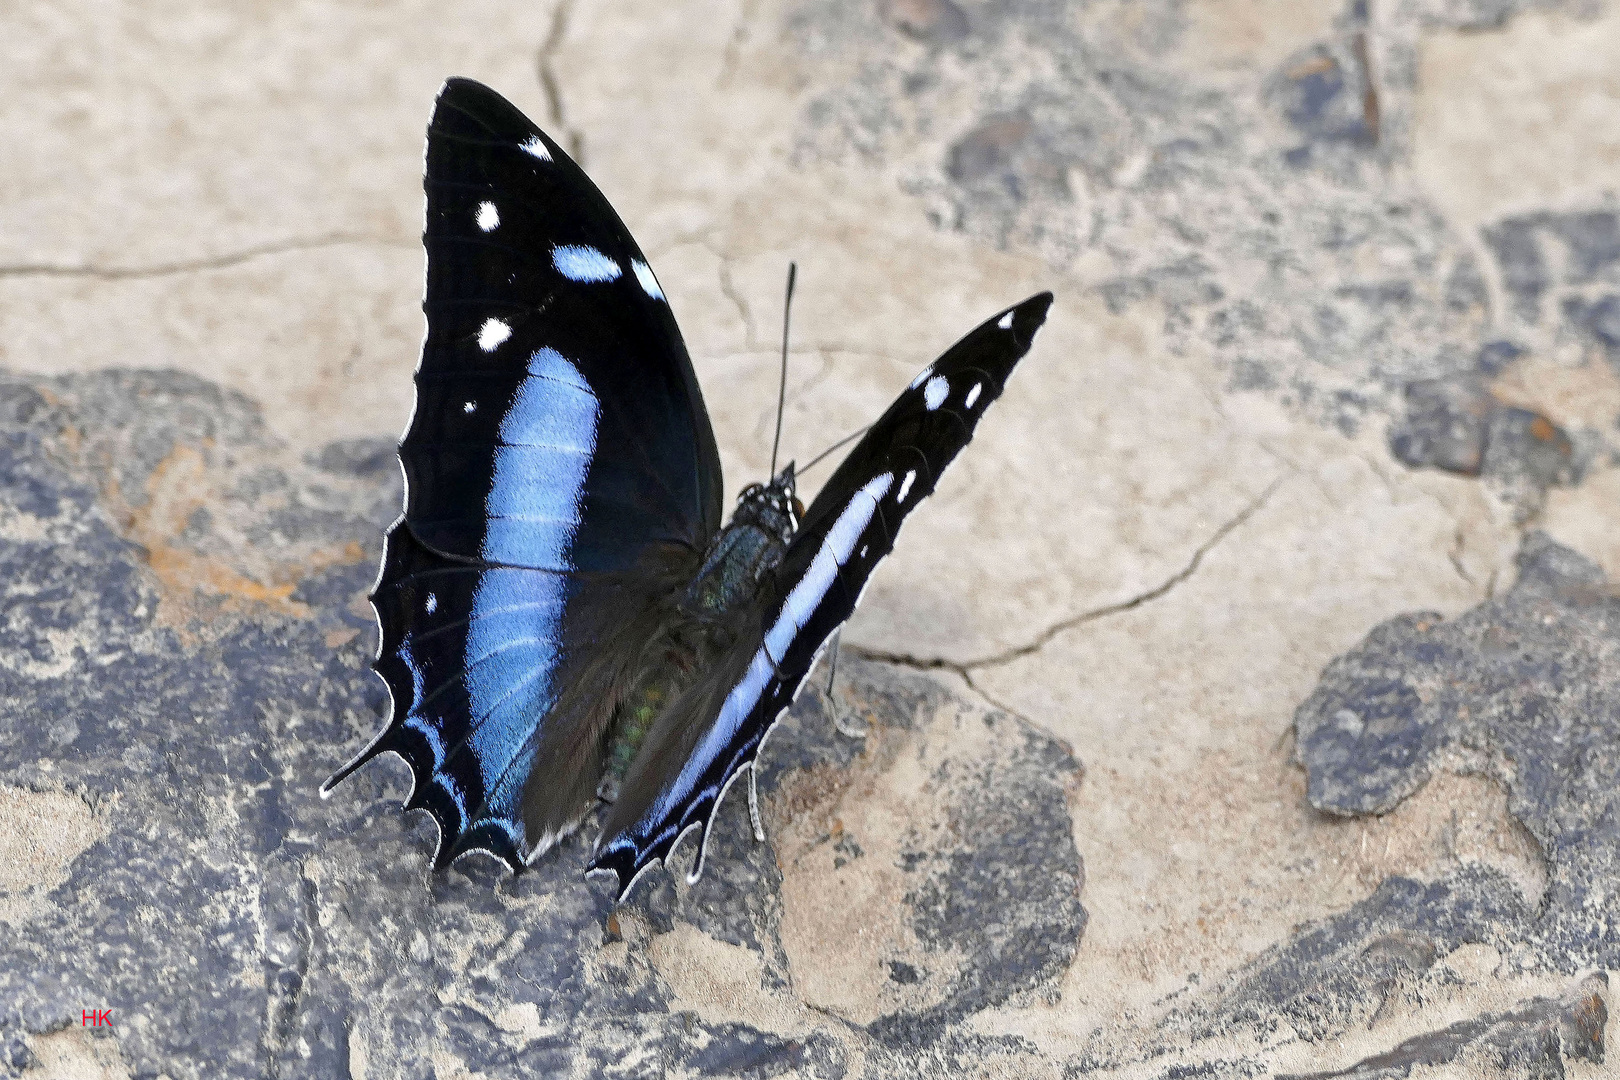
(791, 496, 805, 521)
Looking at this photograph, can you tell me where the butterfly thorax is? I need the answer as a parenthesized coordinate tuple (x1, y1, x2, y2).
(682, 468, 801, 618)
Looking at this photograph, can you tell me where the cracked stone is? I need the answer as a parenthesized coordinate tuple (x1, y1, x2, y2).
(0, 370, 1085, 1078)
(5, 0, 1620, 1076)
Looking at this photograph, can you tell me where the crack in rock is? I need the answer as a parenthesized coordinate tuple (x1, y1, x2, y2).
(856, 476, 1284, 677)
(713, 246, 762, 349)
(0, 233, 408, 282)
(536, 0, 585, 164)
(0, 367, 1088, 1078)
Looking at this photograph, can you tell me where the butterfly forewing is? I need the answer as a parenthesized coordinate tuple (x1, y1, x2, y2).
(408, 77, 723, 569)
(326, 79, 726, 871)
(591, 293, 1053, 897)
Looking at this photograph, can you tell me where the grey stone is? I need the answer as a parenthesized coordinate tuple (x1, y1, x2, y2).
(1481, 211, 1620, 374)
(1567, 293, 1620, 353)
(792, 0, 1618, 464)
(1064, 533, 1614, 1077)
(5, 0, 1620, 1073)
(1389, 376, 1495, 476)
(1147, 866, 1539, 1053)
(1268, 44, 1377, 151)
(1277, 973, 1608, 1080)
(1484, 217, 1552, 326)
(1388, 374, 1580, 517)
(0, 370, 1084, 1076)
(876, 0, 969, 44)
(1296, 532, 1620, 971)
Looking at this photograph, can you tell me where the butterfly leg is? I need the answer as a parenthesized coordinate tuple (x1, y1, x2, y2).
(747, 765, 766, 843)
(823, 628, 869, 739)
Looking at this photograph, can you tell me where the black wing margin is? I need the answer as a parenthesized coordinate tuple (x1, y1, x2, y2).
(323, 79, 724, 873)
(590, 292, 1053, 898)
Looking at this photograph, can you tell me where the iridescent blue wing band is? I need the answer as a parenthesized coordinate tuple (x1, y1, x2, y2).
(407, 78, 722, 569)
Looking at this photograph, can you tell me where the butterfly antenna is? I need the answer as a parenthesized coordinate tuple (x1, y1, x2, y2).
(799, 423, 872, 477)
(770, 262, 796, 479)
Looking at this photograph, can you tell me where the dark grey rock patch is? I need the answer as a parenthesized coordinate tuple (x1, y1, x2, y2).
(1061, 864, 1546, 1079)
(1277, 972, 1607, 1080)
(1267, 41, 1377, 156)
(1294, 533, 1620, 971)
(1388, 367, 1596, 518)
(761, 660, 1087, 1048)
(1188, 867, 1537, 1045)
(1487, 210, 1620, 330)
(876, 0, 969, 44)
(881, 707, 1085, 1043)
(0, 368, 1085, 1078)
(786, 1, 1617, 460)
(1064, 532, 1614, 1077)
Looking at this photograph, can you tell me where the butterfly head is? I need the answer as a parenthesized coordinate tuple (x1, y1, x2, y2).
(734, 464, 803, 543)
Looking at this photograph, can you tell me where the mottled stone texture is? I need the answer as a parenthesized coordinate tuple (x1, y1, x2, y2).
(1296, 533, 1620, 973)
(5, 374, 1609, 1078)
(1050, 535, 1618, 1076)
(4, 0, 1620, 1076)
(1279, 974, 1608, 1079)
(0, 372, 1083, 1077)
(1388, 372, 1582, 518)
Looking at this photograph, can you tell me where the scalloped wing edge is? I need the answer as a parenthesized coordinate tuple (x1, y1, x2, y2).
(585, 706, 794, 902)
(321, 518, 594, 876)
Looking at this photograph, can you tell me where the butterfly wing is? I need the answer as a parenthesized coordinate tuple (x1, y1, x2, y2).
(407, 78, 722, 566)
(591, 292, 1054, 898)
(324, 78, 724, 871)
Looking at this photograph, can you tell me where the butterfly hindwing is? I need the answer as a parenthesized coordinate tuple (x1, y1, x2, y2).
(590, 293, 1053, 897)
(324, 79, 724, 870)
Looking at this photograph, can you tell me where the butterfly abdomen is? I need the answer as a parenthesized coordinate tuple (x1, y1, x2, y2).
(603, 478, 798, 788)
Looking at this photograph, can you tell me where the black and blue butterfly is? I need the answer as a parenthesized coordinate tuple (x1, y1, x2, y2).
(323, 78, 1052, 900)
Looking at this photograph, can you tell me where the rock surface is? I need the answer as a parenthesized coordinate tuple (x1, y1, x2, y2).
(0, 371, 1084, 1078)
(1, 0, 1618, 1076)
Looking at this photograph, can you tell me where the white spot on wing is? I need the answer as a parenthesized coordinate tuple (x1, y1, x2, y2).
(998, 311, 1014, 330)
(520, 135, 552, 161)
(476, 201, 499, 232)
(964, 383, 982, 408)
(478, 317, 512, 352)
(631, 259, 664, 300)
(553, 245, 622, 283)
(463, 400, 476, 414)
(923, 375, 949, 411)
(897, 470, 916, 502)
(908, 364, 933, 390)
(425, 592, 437, 613)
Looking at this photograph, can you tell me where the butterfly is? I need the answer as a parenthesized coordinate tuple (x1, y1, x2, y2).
(322, 77, 1052, 901)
